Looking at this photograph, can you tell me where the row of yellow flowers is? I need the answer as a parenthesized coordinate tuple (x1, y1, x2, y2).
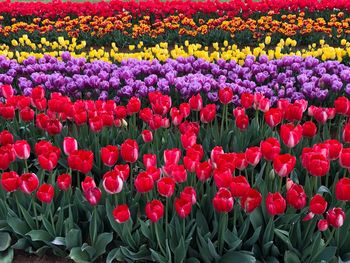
(3, 36, 350, 64)
(0, 12, 349, 39)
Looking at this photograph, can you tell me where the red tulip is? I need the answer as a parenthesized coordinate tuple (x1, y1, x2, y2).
(126, 96, 141, 115)
(113, 204, 130, 223)
(0, 104, 15, 120)
(14, 140, 30, 159)
(145, 200, 164, 222)
(141, 130, 153, 142)
(38, 149, 60, 171)
(200, 104, 216, 123)
(146, 166, 161, 181)
(31, 86, 45, 99)
(335, 96, 350, 115)
(171, 164, 187, 183)
(233, 107, 245, 118)
(215, 153, 236, 173)
(170, 108, 184, 126)
(63, 137, 78, 156)
(213, 188, 234, 213)
(19, 107, 35, 122)
(280, 123, 303, 148)
(189, 94, 203, 111)
(235, 114, 249, 130)
(164, 148, 181, 166)
(302, 121, 317, 138)
(240, 93, 254, 109)
(142, 154, 156, 169)
(179, 103, 190, 118)
(286, 184, 307, 210)
(266, 192, 286, 216)
(183, 153, 199, 173)
(327, 208, 345, 228)
(340, 148, 350, 168)
(68, 150, 94, 174)
(150, 92, 172, 116)
(245, 147, 262, 166)
(175, 198, 192, 218)
(264, 108, 283, 127)
(324, 139, 342, 160)
(0, 130, 13, 145)
(310, 194, 327, 214)
(195, 160, 212, 182)
(306, 153, 330, 176)
(258, 97, 270, 112)
(114, 164, 130, 181)
(211, 146, 224, 166)
(1, 84, 14, 98)
(121, 139, 138, 163)
(100, 145, 119, 167)
(260, 137, 280, 161)
(230, 175, 250, 198)
(318, 219, 329, 232)
(1, 171, 19, 192)
(343, 123, 350, 143)
(240, 188, 262, 213)
(81, 176, 96, 192)
(179, 121, 200, 135)
(335, 178, 350, 201)
(19, 173, 39, 194)
(35, 140, 52, 156)
(84, 187, 102, 206)
(36, 184, 54, 203)
(115, 106, 127, 119)
(180, 186, 197, 205)
(102, 170, 123, 194)
(213, 168, 232, 188)
(235, 153, 248, 170)
(0, 145, 14, 170)
(273, 154, 296, 177)
(46, 119, 63, 135)
(134, 172, 154, 193)
(218, 87, 233, 104)
(157, 177, 175, 198)
(285, 103, 303, 122)
(181, 132, 197, 149)
(57, 173, 71, 191)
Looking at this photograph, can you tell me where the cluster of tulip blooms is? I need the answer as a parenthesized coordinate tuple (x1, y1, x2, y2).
(0, 82, 350, 262)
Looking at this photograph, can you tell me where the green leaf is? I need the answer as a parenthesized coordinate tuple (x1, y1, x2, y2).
(284, 251, 300, 263)
(19, 204, 36, 230)
(274, 229, 292, 247)
(106, 248, 123, 263)
(263, 218, 274, 245)
(245, 226, 262, 247)
(313, 246, 337, 262)
(220, 251, 256, 263)
(249, 208, 263, 230)
(51, 237, 66, 246)
(26, 230, 53, 242)
(69, 247, 91, 263)
(0, 232, 11, 251)
(7, 217, 29, 236)
(92, 232, 113, 260)
(317, 186, 331, 195)
(11, 238, 29, 250)
(174, 237, 186, 263)
(66, 229, 82, 250)
(0, 248, 13, 263)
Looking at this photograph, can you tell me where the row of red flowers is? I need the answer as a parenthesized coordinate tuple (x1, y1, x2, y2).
(1, 0, 349, 18)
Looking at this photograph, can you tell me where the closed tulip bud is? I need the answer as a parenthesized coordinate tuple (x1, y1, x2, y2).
(343, 123, 350, 143)
(143, 154, 157, 169)
(101, 145, 119, 167)
(317, 219, 329, 232)
(340, 148, 350, 168)
(121, 139, 138, 163)
(19, 173, 39, 194)
(240, 92, 254, 109)
(218, 87, 233, 105)
(19, 107, 35, 122)
(81, 176, 96, 193)
(235, 114, 249, 130)
(114, 164, 130, 181)
(324, 139, 342, 160)
(280, 123, 303, 148)
(213, 188, 234, 213)
(0, 130, 13, 146)
(213, 168, 232, 188)
(264, 108, 283, 127)
(230, 175, 250, 198)
(260, 137, 280, 161)
(141, 130, 153, 142)
(181, 131, 197, 149)
(1, 171, 20, 192)
(103, 171, 123, 194)
(145, 199, 164, 222)
(36, 184, 54, 203)
(1, 84, 14, 98)
(89, 116, 103, 132)
(285, 103, 303, 122)
(63, 137, 78, 156)
(84, 187, 102, 206)
(113, 204, 130, 223)
(38, 149, 60, 171)
(232, 107, 245, 118)
(189, 94, 203, 111)
(266, 192, 286, 216)
(335, 178, 350, 201)
(134, 172, 154, 193)
(14, 140, 31, 160)
(286, 184, 307, 210)
(200, 104, 216, 123)
(327, 208, 345, 228)
(175, 198, 192, 218)
(115, 106, 127, 119)
(179, 103, 190, 118)
(302, 121, 317, 138)
(180, 186, 197, 205)
(68, 150, 94, 174)
(164, 148, 181, 166)
(310, 194, 328, 214)
(245, 147, 262, 166)
(273, 154, 296, 177)
(335, 96, 350, 115)
(195, 160, 212, 182)
(57, 173, 71, 191)
(0, 145, 15, 170)
(126, 97, 141, 115)
(147, 166, 161, 181)
(240, 188, 262, 213)
(157, 177, 175, 198)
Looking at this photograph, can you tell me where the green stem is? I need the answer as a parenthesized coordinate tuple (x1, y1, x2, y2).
(165, 198, 168, 241)
(155, 223, 166, 255)
(220, 104, 226, 136)
(278, 176, 283, 193)
(33, 199, 39, 229)
(218, 213, 228, 255)
(14, 193, 22, 218)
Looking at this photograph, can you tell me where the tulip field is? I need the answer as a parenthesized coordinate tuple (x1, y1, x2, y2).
(1, 0, 350, 262)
